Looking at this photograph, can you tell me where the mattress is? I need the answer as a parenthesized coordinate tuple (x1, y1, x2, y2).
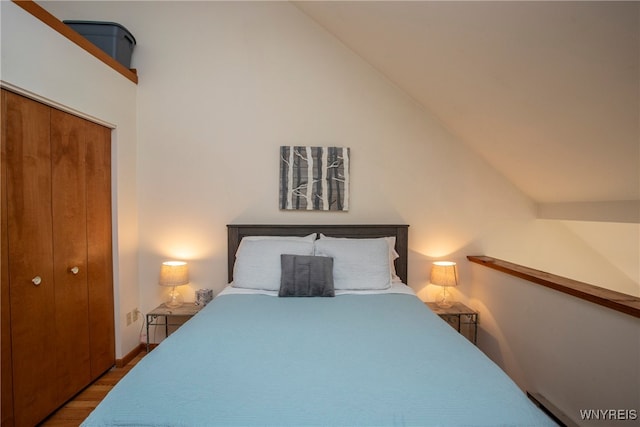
(82, 293, 554, 426)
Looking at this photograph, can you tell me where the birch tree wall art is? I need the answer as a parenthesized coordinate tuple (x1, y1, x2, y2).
(280, 146, 350, 211)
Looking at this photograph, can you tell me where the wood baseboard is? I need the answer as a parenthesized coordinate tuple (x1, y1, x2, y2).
(115, 343, 144, 368)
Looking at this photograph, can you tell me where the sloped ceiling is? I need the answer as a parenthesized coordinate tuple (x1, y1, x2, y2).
(37, 1, 639, 211)
(295, 1, 639, 205)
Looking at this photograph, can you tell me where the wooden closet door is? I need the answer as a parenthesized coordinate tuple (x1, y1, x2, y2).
(1, 90, 15, 427)
(3, 91, 58, 427)
(50, 109, 92, 402)
(85, 121, 115, 379)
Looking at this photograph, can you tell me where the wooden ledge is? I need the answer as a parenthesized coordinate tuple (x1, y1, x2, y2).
(467, 256, 640, 319)
(13, 1, 138, 84)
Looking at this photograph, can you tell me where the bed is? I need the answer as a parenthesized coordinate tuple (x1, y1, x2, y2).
(82, 224, 554, 426)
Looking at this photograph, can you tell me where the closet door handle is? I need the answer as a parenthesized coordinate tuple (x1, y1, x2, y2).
(70, 266, 80, 275)
(32, 276, 42, 286)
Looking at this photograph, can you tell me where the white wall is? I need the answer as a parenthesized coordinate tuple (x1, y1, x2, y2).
(28, 1, 640, 424)
(0, 1, 140, 358)
(482, 219, 640, 297)
(559, 221, 639, 296)
(470, 266, 640, 426)
(43, 0, 537, 304)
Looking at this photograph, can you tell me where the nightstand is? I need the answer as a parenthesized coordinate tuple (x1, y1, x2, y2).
(426, 302, 478, 345)
(146, 302, 204, 351)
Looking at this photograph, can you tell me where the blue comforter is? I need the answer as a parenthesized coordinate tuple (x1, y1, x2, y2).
(82, 294, 554, 426)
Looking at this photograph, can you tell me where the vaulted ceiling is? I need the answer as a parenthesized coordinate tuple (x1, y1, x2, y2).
(38, 1, 639, 209)
(295, 1, 639, 205)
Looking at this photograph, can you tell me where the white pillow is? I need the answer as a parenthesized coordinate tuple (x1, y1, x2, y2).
(319, 234, 402, 283)
(233, 239, 314, 291)
(242, 233, 316, 242)
(314, 238, 391, 290)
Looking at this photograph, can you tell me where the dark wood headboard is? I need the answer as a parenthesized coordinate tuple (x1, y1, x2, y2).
(227, 224, 409, 284)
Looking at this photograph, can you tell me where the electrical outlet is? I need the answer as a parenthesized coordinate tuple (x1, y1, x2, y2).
(133, 308, 140, 322)
(126, 311, 132, 326)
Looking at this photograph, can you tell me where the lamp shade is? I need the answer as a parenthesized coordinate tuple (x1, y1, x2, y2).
(430, 261, 458, 287)
(159, 261, 189, 287)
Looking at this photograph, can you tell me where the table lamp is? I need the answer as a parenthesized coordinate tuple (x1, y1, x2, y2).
(159, 261, 189, 308)
(430, 261, 458, 308)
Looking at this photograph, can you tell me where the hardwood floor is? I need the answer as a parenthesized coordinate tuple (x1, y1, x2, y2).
(39, 351, 146, 426)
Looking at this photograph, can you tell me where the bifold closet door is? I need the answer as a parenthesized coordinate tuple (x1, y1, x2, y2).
(51, 107, 114, 385)
(2, 90, 114, 426)
(85, 120, 115, 379)
(50, 109, 92, 401)
(0, 90, 12, 427)
(3, 90, 58, 427)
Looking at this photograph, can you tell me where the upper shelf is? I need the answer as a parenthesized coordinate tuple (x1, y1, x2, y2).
(468, 255, 640, 319)
(14, 1, 138, 84)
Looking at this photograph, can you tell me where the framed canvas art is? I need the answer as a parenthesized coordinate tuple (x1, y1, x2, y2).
(280, 146, 350, 211)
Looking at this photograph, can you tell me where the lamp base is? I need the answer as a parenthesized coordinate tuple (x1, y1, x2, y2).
(436, 299, 454, 308)
(166, 286, 184, 308)
(437, 285, 454, 308)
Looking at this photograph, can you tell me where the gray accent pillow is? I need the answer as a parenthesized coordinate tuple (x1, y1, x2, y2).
(279, 255, 335, 297)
